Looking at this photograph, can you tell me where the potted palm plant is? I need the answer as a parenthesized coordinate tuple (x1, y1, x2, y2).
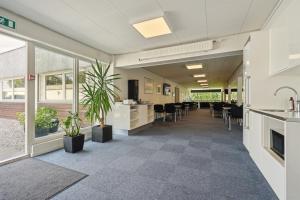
(81, 60, 120, 143)
(61, 112, 84, 153)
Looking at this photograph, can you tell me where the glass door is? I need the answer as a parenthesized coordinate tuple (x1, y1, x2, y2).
(0, 33, 27, 162)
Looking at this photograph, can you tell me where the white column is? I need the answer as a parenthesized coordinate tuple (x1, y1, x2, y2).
(25, 42, 35, 156)
(73, 58, 79, 113)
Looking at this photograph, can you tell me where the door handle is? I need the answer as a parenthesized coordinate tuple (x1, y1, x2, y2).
(246, 76, 251, 107)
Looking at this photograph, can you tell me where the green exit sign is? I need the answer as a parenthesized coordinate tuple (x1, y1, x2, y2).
(0, 16, 16, 29)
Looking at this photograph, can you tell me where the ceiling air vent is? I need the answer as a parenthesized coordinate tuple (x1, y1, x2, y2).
(138, 40, 214, 62)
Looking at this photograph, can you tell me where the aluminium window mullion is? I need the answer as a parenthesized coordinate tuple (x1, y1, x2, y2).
(73, 58, 79, 113)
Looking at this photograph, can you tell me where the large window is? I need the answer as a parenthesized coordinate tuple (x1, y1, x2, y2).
(191, 89, 222, 102)
(1, 78, 25, 100)
(45, 74, 63, 100)
(35, 47, 74, 138)
(79, 60, 92, 128)
(65, 73, 73, 100)
(0, 33, 27, 162)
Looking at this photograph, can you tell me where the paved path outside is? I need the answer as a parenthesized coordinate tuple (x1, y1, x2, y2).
(0, 118, 25, 161)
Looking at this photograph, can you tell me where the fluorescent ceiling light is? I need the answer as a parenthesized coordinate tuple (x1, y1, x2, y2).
(200, 83, 208, 86)
(197, 80, 207, 83)
(133, 17, 171, 38)
(186, 64, 203, 69)
(289, 54, 300, 60)
(193, 74, 206, 78)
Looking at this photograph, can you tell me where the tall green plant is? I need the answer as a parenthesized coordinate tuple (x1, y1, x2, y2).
(81, 60, 121, 128)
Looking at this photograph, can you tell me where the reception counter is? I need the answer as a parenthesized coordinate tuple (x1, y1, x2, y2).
(112, 102, 154, 135)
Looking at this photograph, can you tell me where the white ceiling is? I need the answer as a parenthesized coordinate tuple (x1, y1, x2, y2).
(144, 55, 243, 88)
(0, 0, 279, 54)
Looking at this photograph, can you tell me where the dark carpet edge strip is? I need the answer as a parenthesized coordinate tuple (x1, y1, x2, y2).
(34, 158, 88, 177)
(46, 174, 89, 200)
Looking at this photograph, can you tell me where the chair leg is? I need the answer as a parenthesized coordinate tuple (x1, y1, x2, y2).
(174, 113, 177, 122)
(228, 116, 231, 131)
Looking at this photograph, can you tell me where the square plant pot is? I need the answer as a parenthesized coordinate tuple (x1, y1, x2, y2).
(35, 127, 49, 138)
(63, 134, 85, 153)
(92, 125, 112, 143)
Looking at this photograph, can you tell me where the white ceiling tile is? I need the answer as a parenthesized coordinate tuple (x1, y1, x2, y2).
(241, 0, 279, 32)
(110, 0, 163, 23)
(157, 0, 207, 42)
(206, 0, 252, 37)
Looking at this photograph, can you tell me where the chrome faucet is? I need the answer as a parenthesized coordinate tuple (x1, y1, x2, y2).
(274, 86, 300, 112)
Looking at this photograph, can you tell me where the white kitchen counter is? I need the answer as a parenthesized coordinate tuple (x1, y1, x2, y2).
(249, 107, 300, 122)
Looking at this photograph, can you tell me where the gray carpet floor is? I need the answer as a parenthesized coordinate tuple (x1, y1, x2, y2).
(0, 158, 87, 200)
(38, 109, 278, 200)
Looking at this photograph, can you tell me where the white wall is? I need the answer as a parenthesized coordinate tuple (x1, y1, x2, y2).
(114, 67, 188, 104)
(227, 64, 243, 105)
(115, 33, 249, 68)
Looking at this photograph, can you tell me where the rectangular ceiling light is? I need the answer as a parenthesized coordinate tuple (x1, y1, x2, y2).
(200, 83, 208, 86)
(193, 74, 206, 78)
(186, 64, 203, 70)
(133, 17, 171, 38)
(197, 80, 207, 83)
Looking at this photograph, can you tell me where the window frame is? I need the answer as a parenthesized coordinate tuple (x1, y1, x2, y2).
(0, 76, 26, 102)
(33, 44, 98, 144)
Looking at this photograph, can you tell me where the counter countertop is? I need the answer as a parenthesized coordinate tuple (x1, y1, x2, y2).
(249, 107, 300, 122)
(115, 102, 153, 106)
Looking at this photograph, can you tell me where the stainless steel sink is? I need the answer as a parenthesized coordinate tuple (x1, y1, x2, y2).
(260, 109, 287, 112)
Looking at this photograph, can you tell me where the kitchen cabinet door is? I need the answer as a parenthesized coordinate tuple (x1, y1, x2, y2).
(269, 0, 300, 75)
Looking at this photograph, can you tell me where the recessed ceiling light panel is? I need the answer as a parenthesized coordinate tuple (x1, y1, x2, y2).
(186, 64, 203, 69)
(193, 74, 206, 78)
(200, 83, 208, 86)
(133, 17, 171, 38)
(197, 80, 207, 83)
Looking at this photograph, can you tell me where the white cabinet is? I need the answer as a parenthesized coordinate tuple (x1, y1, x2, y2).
(243, 108, 251, 150)
(112, 103, 154, 133)
(269, 0, 300, 75)
(245, 111, 286, 200)
(247, 111, 263, 167)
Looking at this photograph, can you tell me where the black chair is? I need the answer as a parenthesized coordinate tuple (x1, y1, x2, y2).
(182, 102, 190, 116)
(174, 103, 183, 120)
(164, 103, 177, 122)
(199, 102, 210, 109)
(228, 105, 243, 131)
(212, 102, 223, 117)
(154, 104, 164, 120)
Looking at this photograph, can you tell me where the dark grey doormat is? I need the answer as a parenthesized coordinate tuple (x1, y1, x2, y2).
(0, 158, 87, 200)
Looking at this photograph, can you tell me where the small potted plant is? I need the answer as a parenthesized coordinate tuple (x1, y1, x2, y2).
(81, 60, 121, 143)
(61, 111, 84, 153)
(16, 107, 59, 137)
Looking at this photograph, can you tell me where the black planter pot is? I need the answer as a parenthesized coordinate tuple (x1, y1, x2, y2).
(92, 125, 112, 143)
(49, 119, 59, 133)
(35, 127, 49, 138)
(63, 134, 85, 153)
